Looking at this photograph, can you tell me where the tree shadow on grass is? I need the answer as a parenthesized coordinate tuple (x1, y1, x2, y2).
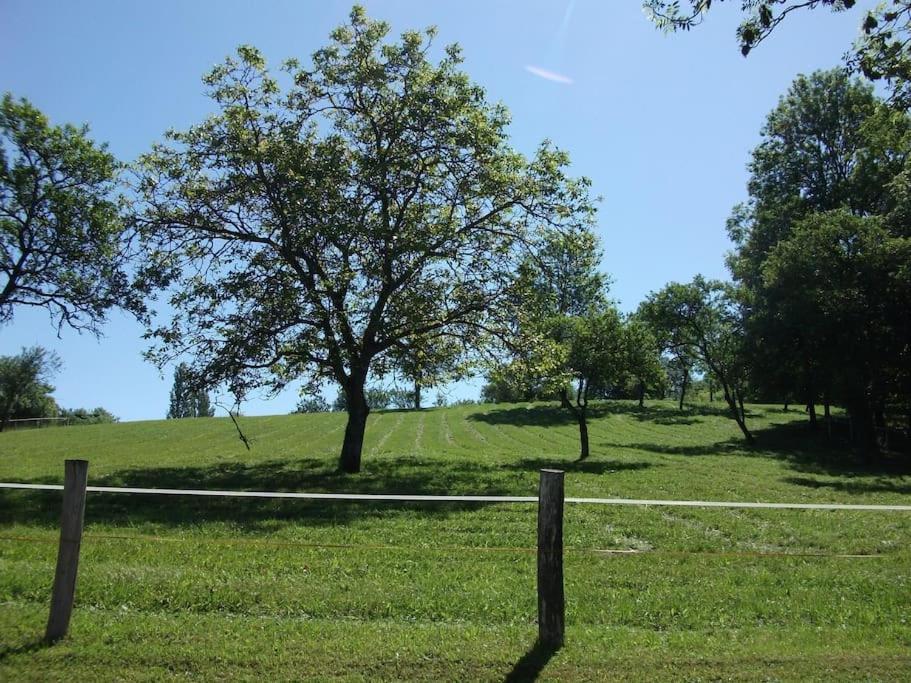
(782, 476, 911, 495)
(469, 401, 732, 429)
(0, 456, 527, 531)
(499, 457, 656, 475)
(503, 641, 559, 682)
(0, 637, 49, 663)
(603, 419, 911, 478)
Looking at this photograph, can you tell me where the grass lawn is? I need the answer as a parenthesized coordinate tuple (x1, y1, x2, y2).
(1, 400, 910, 680)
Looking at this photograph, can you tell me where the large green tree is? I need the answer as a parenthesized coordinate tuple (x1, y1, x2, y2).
(0, 94, 141, 334)
(761, 210, 911, 453)
(137, 8, 595, 472)
(727, 70, 910, 426)
(0, 346, 60, 431)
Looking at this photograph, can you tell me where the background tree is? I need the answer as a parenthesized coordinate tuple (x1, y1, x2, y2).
(640, 277, 754, 441)
(137, 9, 595, 473)
(166, 363, 215, 419)
(0, 94, 142, 334)
(385, 334, 462, 410)
(726, 70, 910, 428)
(0, 346, 61, 431)
(294, 395, 330, 413)
(761, 210, 910, 454)
(59, 406, 118, 425)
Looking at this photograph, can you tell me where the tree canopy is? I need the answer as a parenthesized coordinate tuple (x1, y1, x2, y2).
(0, 94, 141, 334)
(644, 0, 911, 109)
(0, 346, 61, 431)
(137, 7, 595, 472)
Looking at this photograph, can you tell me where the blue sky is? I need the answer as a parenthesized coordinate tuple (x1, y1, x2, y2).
(0, 0, 876, 420)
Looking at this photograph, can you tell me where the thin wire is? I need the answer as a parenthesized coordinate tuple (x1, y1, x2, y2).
(2, 481, 910, 511)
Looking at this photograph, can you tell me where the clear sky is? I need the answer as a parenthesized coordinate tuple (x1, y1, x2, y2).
(0, 0, 876, 421)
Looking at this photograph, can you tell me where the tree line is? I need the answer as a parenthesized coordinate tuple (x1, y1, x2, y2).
(2, 6, 909, 466)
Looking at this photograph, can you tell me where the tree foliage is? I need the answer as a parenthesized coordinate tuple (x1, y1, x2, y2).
(639, 277, 754, 441)
(0, 94, 141, 334)
(136, 8, 595, 473)
(644, 0, 911, 109)
(0, 346, 61, 431)
(166, 363, 215, 419)
(761, 210, 911, 451)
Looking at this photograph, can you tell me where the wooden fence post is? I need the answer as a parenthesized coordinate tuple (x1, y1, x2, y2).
(537, 468, 565, 648)
(45, 459, 89, 643)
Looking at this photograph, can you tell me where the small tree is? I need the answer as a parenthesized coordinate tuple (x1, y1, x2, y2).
(294, 395, 330, 413)
(0, 346, 61, 431)
(167, 363, 215, 418)
(640, 277, 754, 442)
(0, 94, 142, 334)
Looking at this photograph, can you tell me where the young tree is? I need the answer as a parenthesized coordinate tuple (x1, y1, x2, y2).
(137, 9, 595, 472)
(385, 334, 462, 410)
(640, 277, 754, 442)
(166, 363, 215, 418)
(0, 346, 61, 431)
(0, 94, 142, 334)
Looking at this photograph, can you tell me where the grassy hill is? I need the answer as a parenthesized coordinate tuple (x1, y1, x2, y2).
(2, 400, 910, 680)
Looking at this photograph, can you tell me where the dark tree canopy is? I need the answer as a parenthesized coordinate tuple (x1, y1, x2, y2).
(0, 94, 141, 335)
(137, 8, 595, 472)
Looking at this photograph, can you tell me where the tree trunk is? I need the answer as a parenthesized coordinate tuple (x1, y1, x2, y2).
(678, 369, 689, 411)
(824, 396, 832, 441)
(737, 392, 747, 423)
(413, 381, 421, 411)
(783, 401, 789, 412)
(849, 396, 878, 459)
(807, 401, 818, 430)
(339, 379, 370, 473)
(709, 383, 714, 403)
(577, 410, 590, 461)
(638, 380, 645, 409)
(722, 383, 753, 443)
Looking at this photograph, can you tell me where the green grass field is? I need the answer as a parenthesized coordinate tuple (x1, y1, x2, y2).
(1, 400, 910, 681)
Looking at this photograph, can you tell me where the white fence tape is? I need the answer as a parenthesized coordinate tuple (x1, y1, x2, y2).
(1, 481, 909, 511)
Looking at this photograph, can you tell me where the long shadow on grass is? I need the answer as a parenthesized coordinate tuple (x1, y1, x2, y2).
(0, 637, 48, 663)
(504, 641, 559, 682)
(468, 401, 730, 430)
(0, 455, 577, 531)
(605, 419, 911, 478)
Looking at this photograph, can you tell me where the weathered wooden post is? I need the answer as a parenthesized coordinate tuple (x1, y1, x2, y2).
(45, 459, 89, 643)
(537, 468, 565, 648)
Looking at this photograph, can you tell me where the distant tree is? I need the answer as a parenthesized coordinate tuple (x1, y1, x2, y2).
(136, 9, 595, 473)
(60, 406, 118, 425)
(0, 346, 61, 431)
(385, 334, 462, 410)
(640, 277, 754, 441)
(621, 317, 665, 409)
(294, 395, 330, 413)
(167, 363, 215, 418)
(0, 94, 142, 334)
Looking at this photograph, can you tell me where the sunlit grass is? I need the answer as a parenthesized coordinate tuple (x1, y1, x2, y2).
(1, 400, 909, 680)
